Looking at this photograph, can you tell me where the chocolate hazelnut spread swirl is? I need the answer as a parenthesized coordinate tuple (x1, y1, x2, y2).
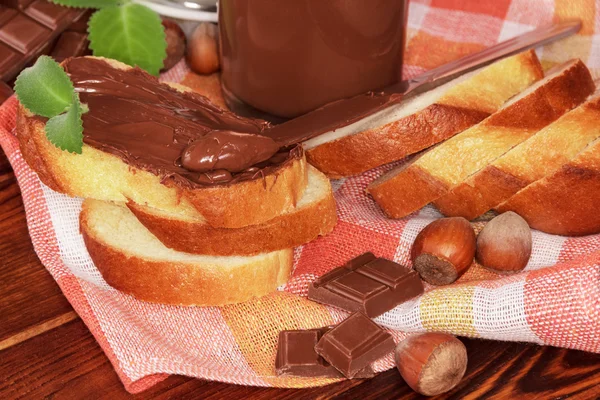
(62, 57, 298, 187)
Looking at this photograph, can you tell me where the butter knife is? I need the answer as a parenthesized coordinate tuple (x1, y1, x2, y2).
(268, 20, 582, 144)
(402, 19, 582, 98)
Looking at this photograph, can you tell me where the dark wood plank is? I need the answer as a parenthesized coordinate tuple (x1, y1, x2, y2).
(0, 150, 75, 343)
(1, 317, 599, 400)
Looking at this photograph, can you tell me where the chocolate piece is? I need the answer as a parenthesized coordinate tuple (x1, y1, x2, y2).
(65, 9, 92, 33)
(53, 57, 296, 188)
(0, 80, 13, 103)
(51, 31, 88, 62)
(315, 312, 395, 378)
(0, 2, 86, 81)
(25, 0, 73, 29)
(308, 253, 424, 318)
(0, 13, 50, 53)
(275, 327, 375, 379)
(181, 130, 280, 173)
(276, 327, 339, 378)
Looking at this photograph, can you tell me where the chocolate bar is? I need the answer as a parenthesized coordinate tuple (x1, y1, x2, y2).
(315, 312, 395, 378)
(308, 252, 424, 317)
(0, 1, 86, 81)
(275, 327, 374, 378)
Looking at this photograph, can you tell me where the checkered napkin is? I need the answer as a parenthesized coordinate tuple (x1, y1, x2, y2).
(1, 0, 600, 393)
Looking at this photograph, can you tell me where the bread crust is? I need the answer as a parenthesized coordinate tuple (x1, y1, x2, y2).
(306, 104, 488, 179)
(367, 162, 449, 219)
(80, 200, 294, 305)
(305, 50, 543, 178)
(497, 138, 600, 236)
(16, 56, 308, 228)
(127, 167, 338, 255)
(433, 61, 596, 219)
(369, 59, 590, 219)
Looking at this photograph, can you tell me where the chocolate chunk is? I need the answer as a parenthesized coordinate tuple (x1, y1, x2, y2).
(0, 2, 86, 81)
(51, 31, 88, 62)
(275, 327, 375, 379)
(24, 0, 72, 29)
(0, 13, 50, 53)
(315, 312, 395, 378)
(308, 253, 424, 317)
(66, 9, 92, 33)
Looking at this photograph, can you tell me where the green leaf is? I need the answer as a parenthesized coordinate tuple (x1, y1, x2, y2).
(45, 94, 84, 154)
(50, 0, 125, 8)
(14, 56, 74, 118)
(88, 4, 167, 76)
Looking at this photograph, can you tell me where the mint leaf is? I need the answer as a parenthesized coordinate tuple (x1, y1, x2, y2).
(14, 56, 74, 118)
(50, 0, 124, 8)
(88, 4, 167, 76)
(45, 94, 84, 154)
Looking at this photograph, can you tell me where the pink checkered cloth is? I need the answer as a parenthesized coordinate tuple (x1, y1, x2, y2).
(1, 0, 599, 393)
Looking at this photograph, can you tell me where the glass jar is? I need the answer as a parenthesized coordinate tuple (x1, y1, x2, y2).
(219, 0, 408, 120)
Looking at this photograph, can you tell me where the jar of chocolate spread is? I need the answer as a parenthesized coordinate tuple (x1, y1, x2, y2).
(218, 0, 408, 120)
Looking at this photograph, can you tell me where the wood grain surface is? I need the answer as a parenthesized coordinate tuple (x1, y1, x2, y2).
(1, 148, 600, 399)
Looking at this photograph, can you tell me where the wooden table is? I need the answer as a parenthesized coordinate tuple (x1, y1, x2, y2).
(1, 149, 599, 400)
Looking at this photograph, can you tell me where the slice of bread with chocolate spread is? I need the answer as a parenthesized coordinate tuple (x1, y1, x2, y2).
(17, 56, 308, 229)
(80, 199, 294, 305)
(128, 165, 337, 256)
(303, 50, 544, 178)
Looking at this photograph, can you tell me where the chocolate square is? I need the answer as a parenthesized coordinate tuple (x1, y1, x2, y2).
(315, 312, 394, 378)
(51, 31, 88, 62)
(0, 13, 50, 53)
(25, 0, 71, 29)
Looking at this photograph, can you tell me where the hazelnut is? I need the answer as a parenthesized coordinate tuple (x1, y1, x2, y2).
(187, 22, 220, 75)
(411, 217, 476, 285)
(395, 332, 467, 396)
(476, 211, 532, 273)
(161, 19, 186, 71)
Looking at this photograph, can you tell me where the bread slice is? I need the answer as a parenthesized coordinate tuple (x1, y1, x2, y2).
(80, 199, 294, 305)
(304, 50, 543, 178)
(497, 136, 600, 236)
(17, 56, 308, 229)
(435, 89, 599, 220)
(127, 166, 337, 256)
(367, 59, 593, 219)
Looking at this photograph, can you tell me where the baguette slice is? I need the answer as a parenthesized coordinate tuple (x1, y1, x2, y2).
(17, 56, 308, 229)
(435, 89, 599, 220)
(497, 136, 600, 236)
(304, 50, 544, 178)
(368, 59, 593, 219)
(127, 166, 337, 256)
(80, 199, 294, 305)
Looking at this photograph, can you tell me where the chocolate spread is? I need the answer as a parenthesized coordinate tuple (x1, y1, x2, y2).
(181, 130, 279, 173)
(219, 0, 408, 119)
(61, 57, 300, 187)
